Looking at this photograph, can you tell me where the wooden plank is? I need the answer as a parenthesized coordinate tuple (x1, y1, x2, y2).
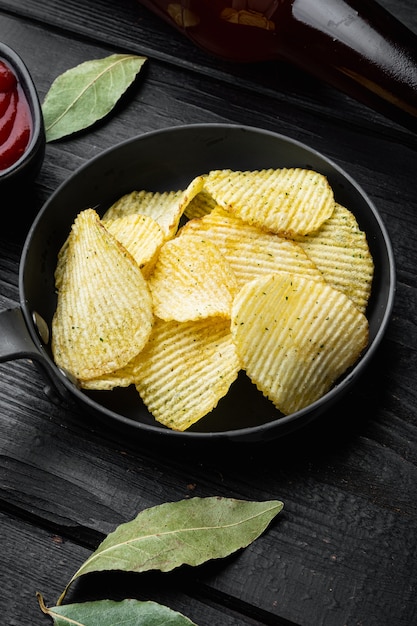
(0, 5, 416, 626)
(0, 355, 416, 625)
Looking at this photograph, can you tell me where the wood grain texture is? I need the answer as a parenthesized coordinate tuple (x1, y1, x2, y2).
(0, 1, 416, 625)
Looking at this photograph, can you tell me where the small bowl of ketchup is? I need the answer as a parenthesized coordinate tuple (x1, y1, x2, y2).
(0, 42, 45, 193)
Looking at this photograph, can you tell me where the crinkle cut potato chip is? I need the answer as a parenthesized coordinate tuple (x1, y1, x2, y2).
(183, 188, 218, 219)
(105, 213, 165, 277)
(203, 168, 335, 236)
(178, 206, 324, 290)
(52, 165, 375, 433)
(80, 360, 136, 391)
(52, 209, 153, 381)
(134, 317, 241, 431)
(291, 203, 374, 313)
(54, 215, 163, 288)
(231, 273, 369, 415)
(103, 175, 205, 239)
(148, 233, 238, 321)
(102, 189, 182, 239)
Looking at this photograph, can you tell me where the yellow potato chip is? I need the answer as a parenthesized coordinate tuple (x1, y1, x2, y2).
(291, 203, 374, 313)
(203, 168, 335, 235)
(52, 209, 153, 381)
(147, 234, 238, 321)
(178, 207, 323, 290)
(133, 316, 241, 431)
(231, 273, 369, 415)
(80, 358, 137, 391)
(102, 189, 181, 239)
(105, 213, 165, 277)
(103, 176, 204, 239)
(183, 189, 218, 219)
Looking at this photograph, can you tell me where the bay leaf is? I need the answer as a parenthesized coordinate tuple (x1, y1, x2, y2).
(42, 54, 147, 142)
(59, 497, 283, 604)
(38, 595, 197, 625)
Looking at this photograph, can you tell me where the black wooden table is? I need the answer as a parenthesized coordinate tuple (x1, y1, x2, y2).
(1, 1, 416, 625)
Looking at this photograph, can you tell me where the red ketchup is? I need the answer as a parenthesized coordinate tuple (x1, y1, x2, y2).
(0, 59, 32, 171)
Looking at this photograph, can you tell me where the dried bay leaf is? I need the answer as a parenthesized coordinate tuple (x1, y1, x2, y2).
(38, 596, 197, 625)
(59, 497, 283, 603)
(42, 54, 147, 141)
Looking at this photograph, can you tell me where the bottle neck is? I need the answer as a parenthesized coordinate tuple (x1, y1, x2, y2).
(281, 0, 417, 130)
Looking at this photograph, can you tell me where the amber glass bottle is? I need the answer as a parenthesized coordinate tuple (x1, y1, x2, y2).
(138, 0, 417, 130)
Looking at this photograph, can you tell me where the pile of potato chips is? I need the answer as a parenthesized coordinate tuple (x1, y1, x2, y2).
(52, 167, 373, 431)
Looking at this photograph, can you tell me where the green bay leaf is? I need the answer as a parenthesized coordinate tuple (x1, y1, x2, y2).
(42, 53, 147, 142)
(59, 497, 283, 604)
(38, 596, 197, 625)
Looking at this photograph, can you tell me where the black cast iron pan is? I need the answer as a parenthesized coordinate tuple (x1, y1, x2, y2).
(0, 124, 396, 442)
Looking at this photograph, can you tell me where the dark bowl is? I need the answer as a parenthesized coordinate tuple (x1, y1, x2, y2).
(0, 42, 45, 193)
(20, 124, 395, 442)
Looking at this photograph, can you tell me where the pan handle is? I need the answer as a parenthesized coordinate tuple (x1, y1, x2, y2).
(0, 307, 46, 362)
(0, 307, 71, 399)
